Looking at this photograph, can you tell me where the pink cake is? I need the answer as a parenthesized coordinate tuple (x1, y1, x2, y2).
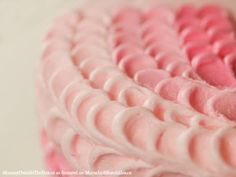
(36, 1, 236, 177)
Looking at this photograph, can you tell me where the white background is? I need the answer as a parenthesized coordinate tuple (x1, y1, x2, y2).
(0, 0, 235, 177)
(0, 0, 80, 176)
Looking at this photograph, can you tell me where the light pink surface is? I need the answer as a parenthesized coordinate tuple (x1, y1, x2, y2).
(36, 2, 236, 177)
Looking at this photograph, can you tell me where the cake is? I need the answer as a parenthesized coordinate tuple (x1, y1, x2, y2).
(36, 1, 236, 177)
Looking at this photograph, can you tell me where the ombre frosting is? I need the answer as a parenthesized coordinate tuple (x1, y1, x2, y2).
(36, 1, 236, 177)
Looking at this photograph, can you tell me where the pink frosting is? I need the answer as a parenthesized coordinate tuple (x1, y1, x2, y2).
(36, 2, 236, 177)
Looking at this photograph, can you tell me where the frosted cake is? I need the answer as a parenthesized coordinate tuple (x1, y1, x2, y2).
(36, 1, 236, 177)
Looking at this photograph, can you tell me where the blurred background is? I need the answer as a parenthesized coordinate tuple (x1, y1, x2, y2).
(0, 0, 235, 176)
(0, 0, 80, 176)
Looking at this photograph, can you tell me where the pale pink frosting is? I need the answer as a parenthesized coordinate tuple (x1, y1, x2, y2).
(36, 2, 236, 177)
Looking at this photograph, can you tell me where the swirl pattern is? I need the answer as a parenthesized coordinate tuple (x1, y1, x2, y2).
(36, 2, 236, 177)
